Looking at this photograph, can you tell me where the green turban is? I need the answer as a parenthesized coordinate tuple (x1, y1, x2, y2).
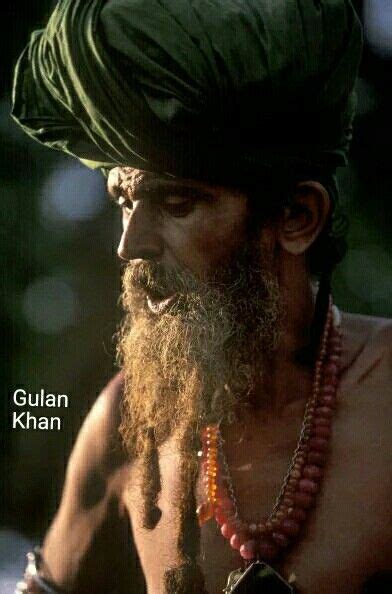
(11, 0, 362, 184)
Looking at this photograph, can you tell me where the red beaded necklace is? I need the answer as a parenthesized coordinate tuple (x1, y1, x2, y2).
(197, 298, 342, 578)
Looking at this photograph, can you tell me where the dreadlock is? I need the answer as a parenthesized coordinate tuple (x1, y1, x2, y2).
(164, 425, 208, 594)
(140, 427, 162, 530)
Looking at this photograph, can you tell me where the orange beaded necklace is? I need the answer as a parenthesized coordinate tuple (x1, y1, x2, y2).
(196, 298, 342, 590)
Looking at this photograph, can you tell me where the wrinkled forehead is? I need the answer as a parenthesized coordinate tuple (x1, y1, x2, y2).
(106, 167, 163, 198)
(106, 166, 243, 201)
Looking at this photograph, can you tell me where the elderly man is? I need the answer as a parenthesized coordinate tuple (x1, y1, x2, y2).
(12, 1, 391, 593)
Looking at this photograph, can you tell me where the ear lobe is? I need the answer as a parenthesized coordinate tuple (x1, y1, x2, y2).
(278, 181, 330, 256)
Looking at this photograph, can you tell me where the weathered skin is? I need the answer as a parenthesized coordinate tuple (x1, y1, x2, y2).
(40, 170, 391, 593)
(41, 314, 392, 594)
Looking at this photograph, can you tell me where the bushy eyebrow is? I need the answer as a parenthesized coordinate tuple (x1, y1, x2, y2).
(107, 177, 214, 203)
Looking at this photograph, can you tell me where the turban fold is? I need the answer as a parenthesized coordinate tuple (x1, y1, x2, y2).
(11, 0, 362, 184)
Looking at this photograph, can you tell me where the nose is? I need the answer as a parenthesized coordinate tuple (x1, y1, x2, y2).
(117, 201, 164, 262)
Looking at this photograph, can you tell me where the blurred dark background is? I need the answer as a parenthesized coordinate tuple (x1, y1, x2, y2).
(1, 4, 122, 585)
(0, 0, 391, 587)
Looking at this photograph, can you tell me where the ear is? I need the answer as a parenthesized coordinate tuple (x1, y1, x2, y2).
(277, 181, 330, 256)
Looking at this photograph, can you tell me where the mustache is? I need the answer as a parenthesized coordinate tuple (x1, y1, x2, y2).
(124, 261, 200, 299)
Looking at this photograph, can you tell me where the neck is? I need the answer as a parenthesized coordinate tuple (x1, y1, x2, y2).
(247, 254, 317, 414)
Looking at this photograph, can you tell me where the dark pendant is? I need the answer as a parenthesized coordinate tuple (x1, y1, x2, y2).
(223, 562, 295, 593)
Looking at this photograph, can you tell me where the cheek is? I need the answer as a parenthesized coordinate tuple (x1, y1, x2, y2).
(164, 201, 249, 277)
(197, 213, 246, 264)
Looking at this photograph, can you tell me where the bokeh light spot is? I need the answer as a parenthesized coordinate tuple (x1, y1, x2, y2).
(364, 0, 392, 57)
(40, 162, 106, 224)
(22, 276, 78, 334)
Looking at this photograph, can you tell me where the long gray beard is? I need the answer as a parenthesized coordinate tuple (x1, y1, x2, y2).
(116, 244, 281, 458)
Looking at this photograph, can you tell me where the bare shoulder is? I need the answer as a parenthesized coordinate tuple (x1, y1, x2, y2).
(75, 372, 126, 462)
(41, 373, 136, 591)
(65, 372, 130, 505)
(338, 311, 391, 458)
(340, 311, 392, 392)
(341, 310, 392, 347)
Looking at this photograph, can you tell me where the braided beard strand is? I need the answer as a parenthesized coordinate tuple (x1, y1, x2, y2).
(116, 241, 281, 592)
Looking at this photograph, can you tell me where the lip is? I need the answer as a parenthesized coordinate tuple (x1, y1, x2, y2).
(146, 293, 177, 315)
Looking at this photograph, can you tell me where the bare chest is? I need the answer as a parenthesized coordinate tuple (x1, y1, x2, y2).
(123, 402, 390, 594)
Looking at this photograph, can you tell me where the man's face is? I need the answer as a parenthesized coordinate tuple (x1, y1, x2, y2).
(109, 167, 281, 455)
(108, 167, 250, 301)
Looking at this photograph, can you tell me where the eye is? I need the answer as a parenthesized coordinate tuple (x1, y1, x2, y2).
(162, 194, 194, 217)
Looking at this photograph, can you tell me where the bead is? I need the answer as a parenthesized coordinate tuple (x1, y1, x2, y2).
(214, 509, 229, 526)
(328, 355, 340, 364)
(287, 508, 306, 522)
(313, 417, 331, 427)
(319, 395, 336, 407)
(307, 451, 327, 465)
(199, 306, 340, 559)
(206, 435, 218, 447)
(221, 523, 232, 539)
(297, 445, 309, 456)
(309, 437, 329, 451)
(203, 475, 216, 483)
(293, 492, 314, 509)
(258, 540, 279, 560)
(282, 496, 294, 507)
(221, 521, 241, 540)
(303, 465, 323, 480)
(272, 531, 290, 548)
(230, 532, 247, 550)
(315, 406, 334, 418)
(312, 425, 331, 438)
(331, 346, 343, 356)
(196, 502, 214, 526)
(206, 450, 217, 459)
(331, 344, 342, 355)
(216, 497, 235, 512)
(239, 539, 258, 560)
(299, 479, 318, 494)
(288, 478, 299, 488)
(324, 363, 338, 376)
(281, 518, 301, 537)
(321, 385, 336, 396)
